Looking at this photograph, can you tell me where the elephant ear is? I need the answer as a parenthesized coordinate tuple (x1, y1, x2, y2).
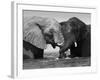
(23, 19, 47, 49)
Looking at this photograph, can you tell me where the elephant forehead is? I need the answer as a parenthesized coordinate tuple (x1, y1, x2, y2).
(24, 16, 60, 30)
(44, 19, 60, 33)
(61, 23, 72, 34)
(66, 24, 72, 32)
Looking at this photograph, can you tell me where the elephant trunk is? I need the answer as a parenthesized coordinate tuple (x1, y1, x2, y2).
(53, 31, 64, 45)
(59, 35, 76, 54)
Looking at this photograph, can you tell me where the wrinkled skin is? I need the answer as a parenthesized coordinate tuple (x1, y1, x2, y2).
(57, 17, 91, 58)
(23, 16, 64, 59)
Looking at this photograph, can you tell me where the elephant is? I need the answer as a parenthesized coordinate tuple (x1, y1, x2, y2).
(23, 16, 64, 59)
(54, 17, 91, 58)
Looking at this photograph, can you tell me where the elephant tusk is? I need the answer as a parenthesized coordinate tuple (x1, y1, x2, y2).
(57, 42, 64, 46)
(74, 42, 77, 47)
(57, 36, 64, 46)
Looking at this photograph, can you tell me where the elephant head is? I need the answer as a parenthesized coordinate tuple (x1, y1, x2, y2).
(23, 16, 64, 49)
(58, 17, 89, 58)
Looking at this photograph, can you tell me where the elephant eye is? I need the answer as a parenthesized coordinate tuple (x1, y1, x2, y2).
(46, 34, 53, 38)
(44, 33, 54, 41)
(49, 29, 54, 34)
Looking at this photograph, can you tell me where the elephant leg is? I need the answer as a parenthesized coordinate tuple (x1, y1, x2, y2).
(69, 42, 82, 58)
(81, 34, 90, 57)
(33, 49, 44, 59)
(58, 45, 68, 58)
(68, 44, 76, 58)
(23, 40, 44, 59)
(59, 52, 66, 58)
(23, 54, 31, 60)
(58, 40, 73, 58)
(30, 45, 44, 59)
(70, 46, 81, 58)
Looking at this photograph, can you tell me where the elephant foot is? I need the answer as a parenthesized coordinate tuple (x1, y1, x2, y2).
(68, 54, 81, 58)
(34, 53, 44, 59)
(68, 55, 75, 58)
(23, 54, 31, 60)
(59, 53, 66, 59)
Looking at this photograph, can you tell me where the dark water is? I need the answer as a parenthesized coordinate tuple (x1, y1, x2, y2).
(23, 57, 90, 69)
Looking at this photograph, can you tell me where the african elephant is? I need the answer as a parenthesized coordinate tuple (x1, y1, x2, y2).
(23, 16, 64, 59)
(56, 17, 91, 58)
